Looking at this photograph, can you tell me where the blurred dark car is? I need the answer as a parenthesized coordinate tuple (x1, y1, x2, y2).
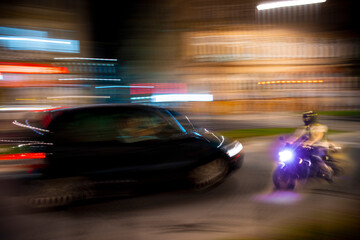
(0, 104, 244, 207)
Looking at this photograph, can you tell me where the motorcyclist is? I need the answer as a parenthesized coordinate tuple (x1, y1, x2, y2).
(287, 111, 334, 182)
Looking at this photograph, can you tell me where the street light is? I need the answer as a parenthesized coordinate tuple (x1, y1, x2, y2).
(257, 0, 326, 11)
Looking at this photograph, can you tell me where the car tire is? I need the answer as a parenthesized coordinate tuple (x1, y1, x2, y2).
(188, 158, 229, 191)
(25, 177, 92, 209)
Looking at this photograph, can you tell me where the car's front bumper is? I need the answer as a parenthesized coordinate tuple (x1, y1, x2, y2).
(229, 151, 244, 171)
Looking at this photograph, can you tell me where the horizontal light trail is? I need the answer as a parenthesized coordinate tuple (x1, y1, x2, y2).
(47, 96, 110, 99)
(0, 36, 71, 44)
(258, 80, 324, 85)
(151, 94, 213, 102)
(257, 0, 326, 11)
(59, 78, 121, 81)
(54, 57, 118, 61)
(95, 85, 154, 89)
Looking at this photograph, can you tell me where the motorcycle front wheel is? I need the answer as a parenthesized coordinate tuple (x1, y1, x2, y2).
(273, 166, 296, 190)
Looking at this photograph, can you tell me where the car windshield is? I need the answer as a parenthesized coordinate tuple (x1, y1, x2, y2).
(159, 109, 196, 133)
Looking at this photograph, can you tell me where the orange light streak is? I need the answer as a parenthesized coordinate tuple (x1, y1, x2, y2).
(0, 62, 68, 74)
(257, 80, 324, 85)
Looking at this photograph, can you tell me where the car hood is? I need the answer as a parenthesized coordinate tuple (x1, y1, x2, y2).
(188, 128, 233, 148)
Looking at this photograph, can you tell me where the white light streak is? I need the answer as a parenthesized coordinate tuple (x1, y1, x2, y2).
(0, 36, 71, 44)
(217, 136, 225, 148)
(12, 120, 50, 132)
(257, 0, 326, 11)
(0, 139, 52, 145)
(59, 78, 121, 81)
(130, 96, 152, 100)
(151, 94, 213, 102)
(0, 106, 55, 111)
(54, 57, 118, 61)
(18, 143, 52, 147)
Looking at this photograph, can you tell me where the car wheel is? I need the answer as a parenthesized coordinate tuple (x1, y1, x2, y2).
(188, 158, 229, 190)
(26, 177, 92, 209)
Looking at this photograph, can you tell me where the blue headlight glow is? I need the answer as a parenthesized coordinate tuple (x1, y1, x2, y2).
(279, 149, 294, 162)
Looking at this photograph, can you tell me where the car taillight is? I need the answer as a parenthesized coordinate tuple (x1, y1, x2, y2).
(0, 152, 47, 173)
(0, 152, 46, 161)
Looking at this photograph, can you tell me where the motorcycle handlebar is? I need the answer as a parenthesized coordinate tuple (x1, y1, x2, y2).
(284, 141, 314, 151)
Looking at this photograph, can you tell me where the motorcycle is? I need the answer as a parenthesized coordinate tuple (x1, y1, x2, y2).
(272, 138, 342, 190)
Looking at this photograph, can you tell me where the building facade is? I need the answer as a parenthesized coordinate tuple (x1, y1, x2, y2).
(122, 0, 360, 113)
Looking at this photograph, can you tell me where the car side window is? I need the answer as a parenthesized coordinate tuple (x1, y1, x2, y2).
(116, 110, 176, 143)
(51, 112, 118, 143)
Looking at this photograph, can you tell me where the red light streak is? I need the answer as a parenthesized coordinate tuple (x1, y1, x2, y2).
(0, 152, 46, 161)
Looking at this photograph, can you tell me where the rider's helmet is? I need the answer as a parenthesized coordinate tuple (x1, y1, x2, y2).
(302, 111, 318, 125)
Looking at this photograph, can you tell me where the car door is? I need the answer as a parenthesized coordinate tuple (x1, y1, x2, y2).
(47, 107, 217, 180)
(114, 108, 220, 177)
(108, 108, 186, 177)
(46, 109, 120, 177)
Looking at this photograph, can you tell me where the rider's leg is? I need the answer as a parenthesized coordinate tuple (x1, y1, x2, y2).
(311, 147, 334, 182)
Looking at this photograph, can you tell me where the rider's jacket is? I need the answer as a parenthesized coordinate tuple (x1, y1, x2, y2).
(292, 123, 329, 148)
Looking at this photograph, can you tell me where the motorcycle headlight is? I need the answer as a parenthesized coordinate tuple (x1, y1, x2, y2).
(223, 141, 243, 158)
(279, 149, 294, 163)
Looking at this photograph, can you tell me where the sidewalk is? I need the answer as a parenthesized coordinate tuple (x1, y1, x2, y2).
(189, 112, 360, 132)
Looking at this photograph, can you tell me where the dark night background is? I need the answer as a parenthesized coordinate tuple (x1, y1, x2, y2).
(86, 0, 360, 59)
(88, 0, 143, 58)
(1, 0, 359, 60)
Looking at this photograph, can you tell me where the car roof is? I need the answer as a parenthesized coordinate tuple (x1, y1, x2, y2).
(27, 104, 168, 129)
(45, 104, 163, 114)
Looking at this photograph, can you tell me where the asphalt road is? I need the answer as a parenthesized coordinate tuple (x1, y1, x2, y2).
(1, 130, 359, 240)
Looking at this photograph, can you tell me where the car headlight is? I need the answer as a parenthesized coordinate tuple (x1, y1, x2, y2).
(223, 141, 243, 158)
